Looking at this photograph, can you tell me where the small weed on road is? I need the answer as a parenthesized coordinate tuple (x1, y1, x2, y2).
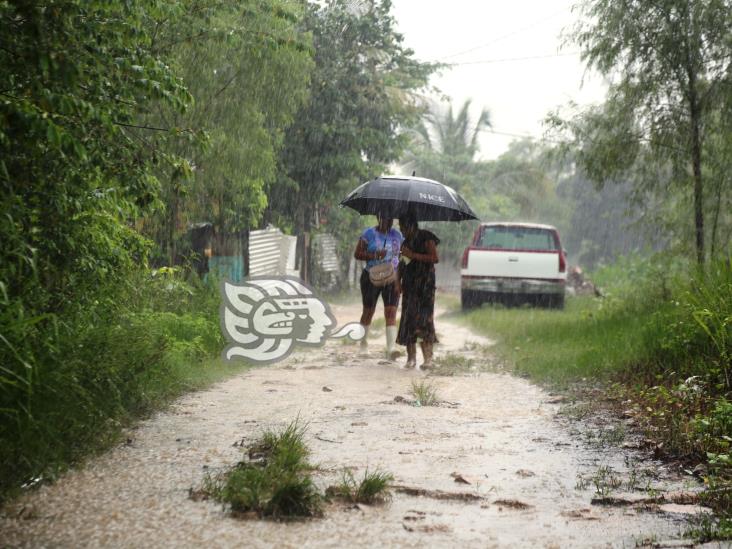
(326, 468, 394, 504)
(575, 465, 623, 496)
(411, 380, 440, 406)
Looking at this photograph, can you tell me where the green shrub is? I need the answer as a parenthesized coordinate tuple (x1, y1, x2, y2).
(634, 260, 731, 390)
(0, 269, 230, 500)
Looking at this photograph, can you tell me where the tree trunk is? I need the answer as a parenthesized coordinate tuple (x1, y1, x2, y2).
(687, 67, 704, 265)
(709, 175, 724, 260)
(691, 122, 704, 265)
(240, 229, 250, 280)
(169, 185, 179, 266)
(296, 199, 312, 283)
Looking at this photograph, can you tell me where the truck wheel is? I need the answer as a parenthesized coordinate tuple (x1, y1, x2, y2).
(461, 290, 479, 310)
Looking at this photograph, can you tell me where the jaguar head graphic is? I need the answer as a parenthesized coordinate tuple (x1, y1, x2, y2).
(221, 277, 337, 363)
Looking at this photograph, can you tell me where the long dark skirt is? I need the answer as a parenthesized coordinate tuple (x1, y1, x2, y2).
(397, 271, 437, 345)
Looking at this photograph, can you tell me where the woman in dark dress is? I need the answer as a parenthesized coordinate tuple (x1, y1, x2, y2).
(396, 214, 440, 369)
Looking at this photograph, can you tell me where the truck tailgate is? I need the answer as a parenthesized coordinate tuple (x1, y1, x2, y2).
(464, 249, 560, 280)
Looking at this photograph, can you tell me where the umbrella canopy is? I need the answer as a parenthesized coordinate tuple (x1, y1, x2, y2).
(339, 175, 478, 222)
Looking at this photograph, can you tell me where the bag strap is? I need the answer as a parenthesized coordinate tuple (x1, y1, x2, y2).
(377, 230, 389, 263)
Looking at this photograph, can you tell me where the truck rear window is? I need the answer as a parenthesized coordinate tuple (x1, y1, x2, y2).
(477, 226, 558, 251)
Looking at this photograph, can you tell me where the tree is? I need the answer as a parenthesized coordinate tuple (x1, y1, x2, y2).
(412, 99, 491, 163)
(0, 0, 191, 313)
(551, 0, 732, 264)
(399, 99, 492, 262)
(403, 101, 567, 263)
(269, 0, 436, 281)
(0, 0, 195, 492)
(139, 0, 313, 262)
(555, 163, 664, 268)
(403, 99, 491, 189)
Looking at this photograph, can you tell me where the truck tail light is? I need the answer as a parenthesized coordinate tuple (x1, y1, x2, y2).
(558, 250, 566, 273)
(461, 247, 471, 269)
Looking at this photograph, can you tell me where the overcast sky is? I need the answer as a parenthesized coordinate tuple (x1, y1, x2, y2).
(390, 0, 608, 160)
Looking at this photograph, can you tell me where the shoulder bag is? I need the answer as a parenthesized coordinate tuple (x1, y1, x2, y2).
(368, 235, 396, 287)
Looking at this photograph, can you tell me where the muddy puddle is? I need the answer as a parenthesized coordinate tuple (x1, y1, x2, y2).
(0, 302, 720, 548)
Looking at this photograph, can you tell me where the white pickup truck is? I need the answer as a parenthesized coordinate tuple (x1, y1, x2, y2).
(460, 222, 567, 309)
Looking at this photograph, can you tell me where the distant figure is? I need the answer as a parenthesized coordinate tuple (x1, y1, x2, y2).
(396, 214, 440, 369)
(567, 265, 603, 297)
(353, 214, 403, 359)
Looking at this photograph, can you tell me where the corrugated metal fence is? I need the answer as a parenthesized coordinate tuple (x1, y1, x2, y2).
(312, 233, 339, 273)
(202, 225, 339, 284)
(248, 227, 287, 277)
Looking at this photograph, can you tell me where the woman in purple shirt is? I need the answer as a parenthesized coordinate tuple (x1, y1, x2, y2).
(353, 214, 404, 359)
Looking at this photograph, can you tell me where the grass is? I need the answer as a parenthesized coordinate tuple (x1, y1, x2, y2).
(410, 380, 440, 406)
(687, 515, 732, 543)
(456, 296, 647, 385)
(368, 317, 386, 332)
(431, 352, 476, 376)
(250, 420, 311, 471)
(326, 468, 394, 504)
(202, 419, 322, 519)
(583, 424, 627, 449)
(1, 352, 254, 502)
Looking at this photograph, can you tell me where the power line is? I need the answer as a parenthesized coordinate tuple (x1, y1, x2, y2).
(449, 51, 580, 66)
(480, 128, 565, 145)
(439, 7, 569, 61)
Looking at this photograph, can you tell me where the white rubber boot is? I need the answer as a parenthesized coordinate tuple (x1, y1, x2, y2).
(386, 325, 399, 360)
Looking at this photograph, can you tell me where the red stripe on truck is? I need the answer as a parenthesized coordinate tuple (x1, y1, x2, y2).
(462, 275, 566, 283)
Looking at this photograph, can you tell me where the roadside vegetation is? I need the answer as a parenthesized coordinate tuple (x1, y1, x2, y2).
(460, 255, 732, 538)
(0, 268, 241, 500)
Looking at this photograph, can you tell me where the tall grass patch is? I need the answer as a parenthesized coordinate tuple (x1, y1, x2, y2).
(202, 420, 322, 519)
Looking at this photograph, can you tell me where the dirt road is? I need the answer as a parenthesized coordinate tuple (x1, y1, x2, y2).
(0, 303, 717, 548)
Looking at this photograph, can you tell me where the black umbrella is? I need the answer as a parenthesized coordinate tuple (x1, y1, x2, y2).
(339, 175, 478, 222)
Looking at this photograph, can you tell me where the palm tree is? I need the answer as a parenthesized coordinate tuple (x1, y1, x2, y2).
(401, 99, 492, 262)
(412, 99, 491, 160)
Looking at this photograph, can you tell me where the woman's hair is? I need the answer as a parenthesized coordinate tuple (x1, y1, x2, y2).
(399, 213, 418, 229)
